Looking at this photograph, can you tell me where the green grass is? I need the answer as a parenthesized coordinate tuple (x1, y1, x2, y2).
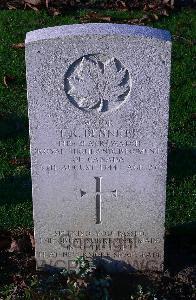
(0, 8, 195, 229)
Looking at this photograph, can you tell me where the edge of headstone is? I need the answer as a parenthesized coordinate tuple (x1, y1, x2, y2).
(25, 23, 171, 44)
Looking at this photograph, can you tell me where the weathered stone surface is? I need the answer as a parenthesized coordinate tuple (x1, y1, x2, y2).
(25, 24, 171, 272)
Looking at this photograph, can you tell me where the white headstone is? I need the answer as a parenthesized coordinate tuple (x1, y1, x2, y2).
(25, 24, 171, 272)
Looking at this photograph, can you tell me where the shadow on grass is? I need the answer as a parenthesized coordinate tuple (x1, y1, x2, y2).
(0, 175, 32, 206)
(0, 113, 29, 140)
(167, 146, 196, 180)
(165, 221, 196, 274)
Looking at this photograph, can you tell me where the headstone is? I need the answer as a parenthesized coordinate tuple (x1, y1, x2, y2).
(25, 24, 171, 272)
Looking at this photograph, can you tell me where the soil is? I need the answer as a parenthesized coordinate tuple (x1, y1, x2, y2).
(0, 224, 196, 299)
(1, 1, 195, 10)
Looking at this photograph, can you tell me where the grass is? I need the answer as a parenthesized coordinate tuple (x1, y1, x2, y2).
(0, 8, 195, 229)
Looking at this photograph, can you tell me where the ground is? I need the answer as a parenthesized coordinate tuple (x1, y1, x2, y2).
(0, 225, 196, 299)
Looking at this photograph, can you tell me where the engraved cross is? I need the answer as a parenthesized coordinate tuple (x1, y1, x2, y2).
(80, 177, 117, 224)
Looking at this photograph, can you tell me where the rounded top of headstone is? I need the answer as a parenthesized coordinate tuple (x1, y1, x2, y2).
(25, 23, 171, 44)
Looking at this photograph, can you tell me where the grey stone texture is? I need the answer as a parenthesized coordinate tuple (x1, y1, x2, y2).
(25, 23, 171, 272)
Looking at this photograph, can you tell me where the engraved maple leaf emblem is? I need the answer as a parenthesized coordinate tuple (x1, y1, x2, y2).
(65, 54, 130, 112)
